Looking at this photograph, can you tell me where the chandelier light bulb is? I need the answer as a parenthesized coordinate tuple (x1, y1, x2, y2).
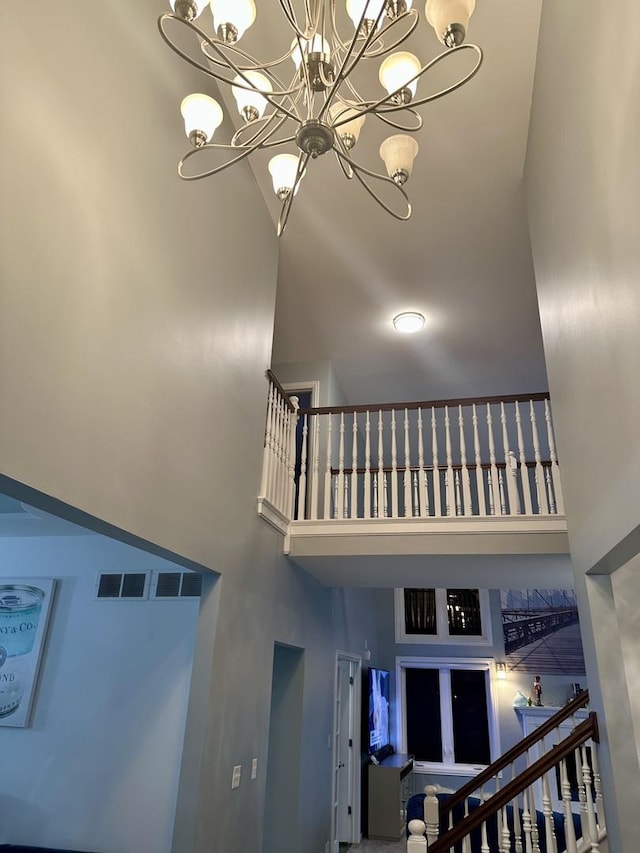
(268, 153, 301, 200)
(425, 0, 476, 47)
(169, 0, 207, 21)
(379, 134, 419, 185)
(393, 311, 425, 334)
(386, 0, 413, 19)
(329, 103, 366, 149)
(379, 52, 421, 103)
(231, 72, 273, 122)
(346, 0, 386, 32)
(210, 0, 256, 43)
(291, 35, 331, 70)
(180, 94, 223, 147)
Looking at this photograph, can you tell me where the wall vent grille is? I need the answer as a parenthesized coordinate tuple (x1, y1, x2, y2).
(95, 572, 149, 600)
(152, 572, 202, 600)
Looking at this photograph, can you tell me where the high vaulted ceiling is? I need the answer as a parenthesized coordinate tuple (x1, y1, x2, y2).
(252, 1, 546, 404)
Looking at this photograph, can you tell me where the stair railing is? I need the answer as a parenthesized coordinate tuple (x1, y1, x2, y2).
(294, 392, 563, 521)
(407, 693, 606, 853)
(256, 371, 299, 532)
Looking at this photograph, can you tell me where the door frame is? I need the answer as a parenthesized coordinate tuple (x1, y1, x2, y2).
(331, 650, 362, 852)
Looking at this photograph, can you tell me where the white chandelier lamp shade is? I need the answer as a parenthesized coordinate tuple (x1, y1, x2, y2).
(210, 0, 256, 43)
(379, 134, 419, 185)
(231, 72, 273, 122)
(180, 93, 223, 147)
(159, 0, 483, 235)
(346, 0, 387, 32)
(328, 103, 366, 150)
(170, 0, 207, 21)
(291, 35, 331, 70)
(393, 311, 426, 333)
(268, 154, 302, 200)
(425, 0, 476, 47)
(379, 52, 421, 103)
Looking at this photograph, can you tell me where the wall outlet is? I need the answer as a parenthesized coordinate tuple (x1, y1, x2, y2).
(251, 758, 258, 780)
(231, 765, 241, 789)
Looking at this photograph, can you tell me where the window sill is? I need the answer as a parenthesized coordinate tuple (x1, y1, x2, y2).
(412, 761, 490, 777)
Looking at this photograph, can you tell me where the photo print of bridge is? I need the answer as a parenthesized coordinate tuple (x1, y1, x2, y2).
(501, 589, 586, 675)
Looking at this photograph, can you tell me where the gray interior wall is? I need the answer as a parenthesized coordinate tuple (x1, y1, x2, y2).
(525, 0, 640, 846)
(0, 6, 351, 853)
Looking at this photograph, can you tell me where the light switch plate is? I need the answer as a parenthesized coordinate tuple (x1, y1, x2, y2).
(251, 758, 258, 779)
(231, 765, 241, 789)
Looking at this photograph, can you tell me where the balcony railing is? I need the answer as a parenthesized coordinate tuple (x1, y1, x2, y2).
(257, 373, 565, 534)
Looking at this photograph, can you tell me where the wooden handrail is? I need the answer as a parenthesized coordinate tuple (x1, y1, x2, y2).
(441, 690, 590, 818)
(265, 369, 296, 413)
(429, 712, 599, 853)
(297, 391, 549, 417)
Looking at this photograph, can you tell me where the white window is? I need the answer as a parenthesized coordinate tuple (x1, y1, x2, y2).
(394, 588, 492, 645)
(396, 656, 500, 776)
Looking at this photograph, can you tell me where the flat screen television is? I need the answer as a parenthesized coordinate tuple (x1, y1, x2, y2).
(367, 667, 391, 755)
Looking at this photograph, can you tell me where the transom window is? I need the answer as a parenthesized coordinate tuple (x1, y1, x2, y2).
(394, 588, 492, 645)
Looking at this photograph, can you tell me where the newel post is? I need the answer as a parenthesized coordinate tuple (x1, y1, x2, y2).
(407, 819, 428, 852)
(424, 785, 440, 846)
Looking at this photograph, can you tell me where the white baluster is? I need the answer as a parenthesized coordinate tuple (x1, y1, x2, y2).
(500, 807, 511, 853)
(423, 786, 440, 846)
(274, 395, 286, 511)
(522, 789, 534, 853)
(541, 773, 558, 853)
(591, 741, 605, 832)
(310, 414, 320, 520)
(350, 412, 359, 519)
(391, 409, 399, 518)
(404, 408, 412, 518)
(324, 415, 333, 520)
(486, 403, 501, 514)
(337, 412, 345, 519)
(343, 475, 349, 519)
(530, 400, 548, 514)
(545, 399, 565, 514)
(412, 471, 419, 517)
(458, 405, 472, 515)
(498, 469, 507, 515)
(576, 745, 589, 844)
(417, 407, 429, 516)
(296, 413, 308, 520)
(432, 407, 441, 517)
(333, 473, 339, 519)
(372, 472, 379, 519)
(455, 470, 463, 516)
(472, 403, 486, 516)
(487, 469, 496, 516)
(559, 757, 578, 853)
(515, 401, 534, 515)
(377, 410, 384, 519)
(545, 467, 556, 514)
(480, 819, 490, 853)
(501, 402, 521, 514)
(444, 406, 454, 516)
(513, 791, 523, 853)
(581, 744, 600, 852)
(364, 411, 371, 518)
(407, 819, 427, 853)
(383, 472, 389, 518)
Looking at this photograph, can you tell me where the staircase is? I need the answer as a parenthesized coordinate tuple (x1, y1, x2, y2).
(406, 692, 606, 852)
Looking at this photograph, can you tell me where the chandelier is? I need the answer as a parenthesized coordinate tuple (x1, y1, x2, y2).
(159, 0, 482, 235)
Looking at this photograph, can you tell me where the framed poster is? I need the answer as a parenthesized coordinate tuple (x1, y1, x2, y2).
(0, 578, 56, 727)
(500, 588, 586, 675)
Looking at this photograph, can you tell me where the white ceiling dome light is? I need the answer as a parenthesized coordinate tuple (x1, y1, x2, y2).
(393, 311, 425, 333)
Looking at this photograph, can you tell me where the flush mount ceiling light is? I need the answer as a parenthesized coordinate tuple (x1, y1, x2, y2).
(159, 0, 481, 236)
(393, 311, 425, 333)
